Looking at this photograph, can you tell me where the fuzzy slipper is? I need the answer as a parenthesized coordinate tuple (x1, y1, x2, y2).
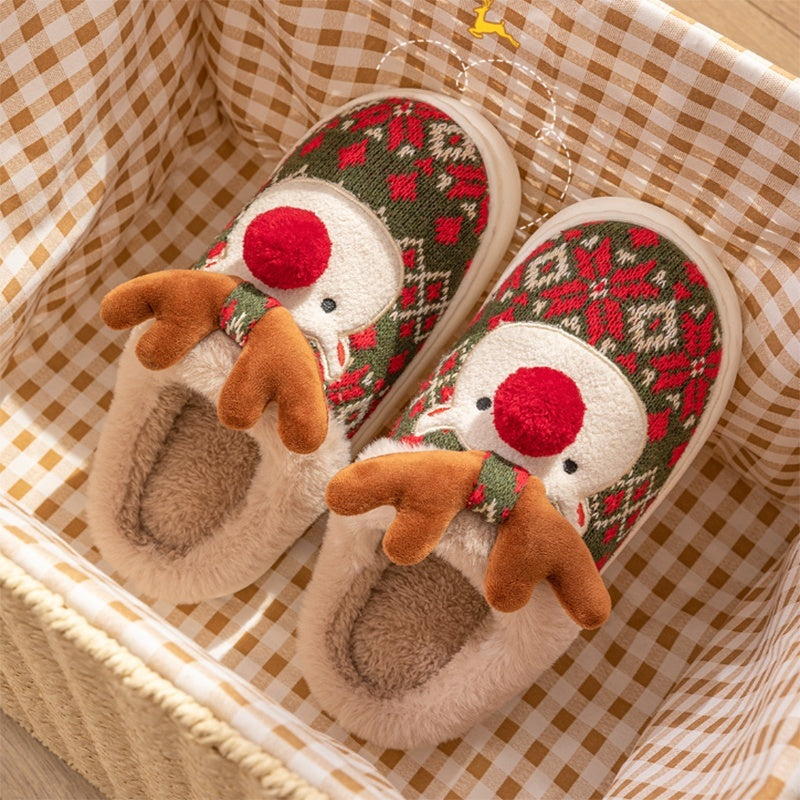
(87, 90, 521, 602)
(297, 197, 742, 748)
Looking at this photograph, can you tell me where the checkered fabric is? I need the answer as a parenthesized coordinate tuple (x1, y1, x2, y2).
(1, 1, 798, 799)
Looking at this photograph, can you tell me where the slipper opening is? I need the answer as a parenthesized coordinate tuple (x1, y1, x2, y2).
(327, 551, 490, 699)
(118, 384, 261, 558)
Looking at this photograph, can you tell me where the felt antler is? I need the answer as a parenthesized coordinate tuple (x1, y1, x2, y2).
(100, 270, 241, 369)
(325, 451, 611, 629)
(326, 450, 488, 565)
(484, 477, 611, 628)
(100, 270, 328, 454)
(215, 304, 328, 452)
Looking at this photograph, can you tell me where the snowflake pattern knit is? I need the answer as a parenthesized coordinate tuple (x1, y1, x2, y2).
(392, 220, 724, 567)
(193, 97, 491, 438)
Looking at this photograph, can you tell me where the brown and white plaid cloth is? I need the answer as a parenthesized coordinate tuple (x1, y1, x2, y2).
(2, 1, 798, 798)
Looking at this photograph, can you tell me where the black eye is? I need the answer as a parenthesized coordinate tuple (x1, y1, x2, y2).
(321, 298, 336, 313)
(563, 459, 578, 474)
(476, 396, 492, 411)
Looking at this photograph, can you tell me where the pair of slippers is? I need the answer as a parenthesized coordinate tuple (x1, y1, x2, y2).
(87, 90, 741, 749)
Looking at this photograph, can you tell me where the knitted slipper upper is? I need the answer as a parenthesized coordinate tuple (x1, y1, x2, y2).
(192, 96, 491, 438)
(391, 219, 725, 567)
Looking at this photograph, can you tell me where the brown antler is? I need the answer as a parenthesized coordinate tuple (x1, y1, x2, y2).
(216, 305, 328, 453)
(326, 450, 487, 564)
(100, 270, 241, 369)
(100, 270, 328, 454)
(485, 477, 611, 628)
(325, 451, 611, 629)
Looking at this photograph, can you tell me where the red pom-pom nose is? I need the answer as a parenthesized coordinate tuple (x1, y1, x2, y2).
(242, 206, 331, 290)
(492, 366, 585, 458)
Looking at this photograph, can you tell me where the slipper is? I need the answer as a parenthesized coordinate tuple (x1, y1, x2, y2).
(87, 90, 521, 602)
(297, 197, 742, 748)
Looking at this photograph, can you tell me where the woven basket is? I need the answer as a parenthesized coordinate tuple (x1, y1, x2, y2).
(0, 555, 323, 800)
(1, 1, 798, 798)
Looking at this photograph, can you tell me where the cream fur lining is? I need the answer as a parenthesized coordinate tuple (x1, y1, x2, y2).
(327, 553, 491, 700)
(297, 438, 581, 750)
(87, 324, 350, 603)
(119, 384, 261, 558)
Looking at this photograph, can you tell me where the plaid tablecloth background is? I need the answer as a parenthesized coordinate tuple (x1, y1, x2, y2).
(2, 1, 798, 798)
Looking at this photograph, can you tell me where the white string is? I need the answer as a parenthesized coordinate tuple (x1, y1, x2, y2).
(376, 38, 469, 89)
(457, 57, 558, 127)
(376, 43, 574, 228)
(461, 58, 573, 227)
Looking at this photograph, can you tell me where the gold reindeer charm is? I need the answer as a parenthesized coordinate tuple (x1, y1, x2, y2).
(468, 0, 520, 49)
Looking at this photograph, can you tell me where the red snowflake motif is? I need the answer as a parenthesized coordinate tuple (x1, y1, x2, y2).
(488, 307, 515, 330)
(389, 350, 408, 373)
(603, 523, 620, 544)
(415, 157, 434, 176)
(351, 100, 395, 131)
(684, 261, 708, 287)
(445, 164, 487, 200)
(651, 311, 720, 421)
(531, 238, 557, 259)
(401, 286, 418, 308)
(513, 465, 529, 494)
(647, 408, 671, 442)
(350, 326, 377, 350)
(616, 352, 637, 374)
(389, 113, 424, 151)
(423, 313, 438, 332)
(496, 263, 524, 298)
(625, 508, 643, 529)
(475, 195, 489, 236)
(604, 490, 624, 516)
(669, 440, 689, 467)
(629, 226, 660, 248)
(542, 237, 660, 345)
(338, 139, 368, 169)
(326, 365, 370, 405)
(412, 102, 450, 122)
(387, 171, 418, 201)
(402, 248, 417, 269)
(435, 216, 462, 245)
(439, 352, 459, 375)
(207, 240, 226, 260)
(409, 399, 426, 418)
(466, 482, 486, 508)
(512, 292, 529, 307)
(426, 282, 443, 302)
(301, 132, 324, 156)
(352, 99, 450, 152)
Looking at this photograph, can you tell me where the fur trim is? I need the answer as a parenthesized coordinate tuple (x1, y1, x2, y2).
(87, 323, 350, 602)
(297, 437, 580, 749)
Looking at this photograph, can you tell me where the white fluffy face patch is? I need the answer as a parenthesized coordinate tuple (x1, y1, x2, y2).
(217, 178, 404, 379)
(415, 323, 648, 528)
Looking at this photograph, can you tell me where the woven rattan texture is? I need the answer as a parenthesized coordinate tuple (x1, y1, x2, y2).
(2, 1, 799, 799)
(0, 555, 326, 800)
